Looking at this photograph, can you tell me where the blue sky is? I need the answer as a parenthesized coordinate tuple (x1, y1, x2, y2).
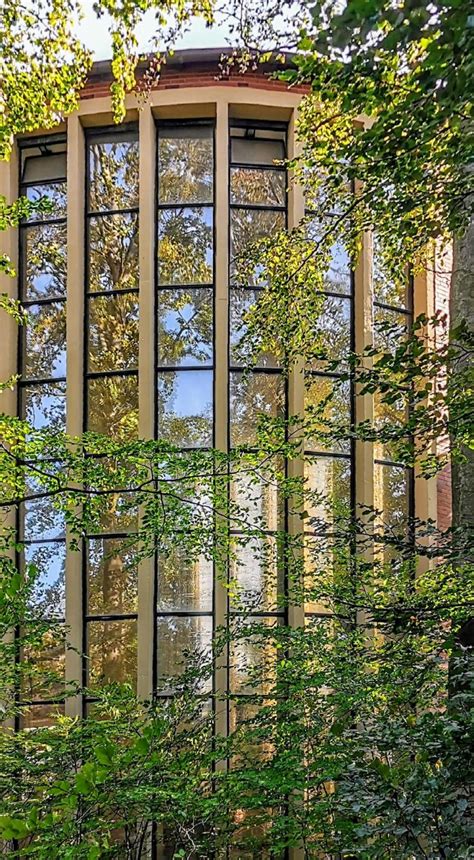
(77, 1, 231, 60)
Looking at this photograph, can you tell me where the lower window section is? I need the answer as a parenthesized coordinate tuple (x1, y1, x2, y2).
(156, 615, 213, 694)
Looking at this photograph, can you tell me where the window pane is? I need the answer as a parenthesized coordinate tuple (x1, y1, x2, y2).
(374, 463, 410, 534)
(156, 615, 213, 692)
(373, 240, 410, 308)
(87, 538, 138, 615)
(22, 627, 65, 700)
(305, 375, 351, 454)
(310, 295, 351, 371)
(22, 149, 66, 184)
(374, 305, 409, 353)
(157, 546, 212, 612)
(230, 290, 278, 369)
(25, 541, 66, 618)
(304, 456, 351, 525)
(230, 535, 283, 612)
(230, 209, 284, 286)
(157, 288, 213, 367)
(22, 382, 66, 432)
(22, 223, 66, 300)
(230, 460, 283, 531)
(87, 619, 137, 690)
(88, 137, 139, 212)
(23, 469, 65, 541)
(157, 370, 213, 447)
(20, 702, 65, 730)
(88, 213, 138, 292)
(24, 302, 66, 379)
(229, 617, 281, 694)
(87, 374, 138, 441)
(157, 208, 213, 286)
(230, 373, 285, 448)
(24, 182, 67, 221)
(158, 126, 213, 204)
(374, 389, 408, 462)
(88, 293, 139, 372)
(230, 167, 285, 207)
(307, 222, 352, 295)
(231, 137, 285, 166)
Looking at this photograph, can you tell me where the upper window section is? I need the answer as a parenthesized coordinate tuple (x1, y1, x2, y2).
(158, 125, 213, 205)
(21, 141, 67, 223)
(87, 130, 139, 213)
(230, 127, 286, 166)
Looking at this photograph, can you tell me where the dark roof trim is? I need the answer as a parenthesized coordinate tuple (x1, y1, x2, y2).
(88, 47, 295, 82)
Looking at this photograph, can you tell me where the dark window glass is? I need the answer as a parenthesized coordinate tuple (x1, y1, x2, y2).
(22, 149, 66, 185)
(230, 373, 285, 448)
(157, 370, 213, 447)
(88, 213, 138, 293)
(158, 126, 213, 205)
(24, 302, 66, 379)
(87, 619, 137, 690)
(230, 135, 285, 166)
(157, 288, 213, 367)
(88, 293, 139, 372)
(157, 207, 213, 286)
(88, 137, 139, 212)
(87, 374, 138, 441)
(230, 167, 285, 207)
(22, 223, 67, 300)
(20, 702, 65, 730)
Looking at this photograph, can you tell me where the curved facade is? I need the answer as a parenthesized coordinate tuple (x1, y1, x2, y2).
(0, 50, 447, 729)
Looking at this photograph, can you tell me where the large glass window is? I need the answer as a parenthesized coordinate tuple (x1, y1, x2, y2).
(84, 127, 139, 698)
(18, 137, 67, 725)
(156, 123, 215, 692)
(228, 121, 287, 726)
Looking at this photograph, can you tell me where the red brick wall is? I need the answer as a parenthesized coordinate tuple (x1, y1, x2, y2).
(80, 63, 309, 101)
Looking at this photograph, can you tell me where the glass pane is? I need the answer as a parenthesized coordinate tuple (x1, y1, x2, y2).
(230, 290, 278, 369)
(22, 382, 66, 432)
(88, 213, 138, 292)
(20, 702, 65, 730)
(25, 541, 66, 617)
(373, 239, 410, 308)
(374, 463, 410, 535)
(304, 375, 351, 454)
(23, 469, 65, 540)
(307, 221, 352, 295)
(157, 370, 213, 447)
(230, 461, 283, 531)
(230, 209, 285, 286)
(24, 302, 66, 379)
(374, 388, 408, 461)
(374, 305, 409, 353)
(87, 538, 138, 615)
(156, 615, 213, 692)
(230, 373, 285, 448)
(229, 535, 283, 611)
(310, 295, 351, 371)
(229, 617, 281, 694)
(230, 167, 285, 207)
(22, 149, 66, 184)
(157, 208, 213, 285)
(158, 126, 213, 204)
(22, 222, 67, 300)
(24, 182, 67, 221)
(88, 293, 139, 372)
(304, 456, 351, 525)
(231, 137, 285, 166)
(87, 374, 138, 441)
(87, 619, 137, 690)
(157, 288, 213, 367)
(88, 137, 139, 212)
(157, 547, 212, 612)
(21, 626, 65, 700)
